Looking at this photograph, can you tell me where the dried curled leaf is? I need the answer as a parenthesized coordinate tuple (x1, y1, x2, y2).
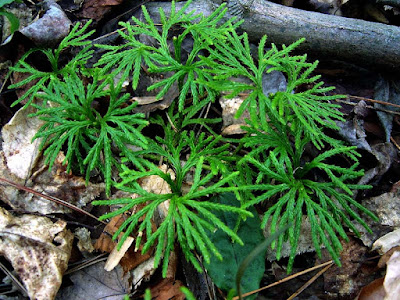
(1, 104, 45, 179)
(0, 151, 104, 215)
(384, 251, 400, 299)
(0, 207, 73, 300)
(95, 214, 154, 273)
(372, 228, 400, 255)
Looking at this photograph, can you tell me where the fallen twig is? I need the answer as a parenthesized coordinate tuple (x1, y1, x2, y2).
(0, 177, 106, 225)
(287, 262, 333, 300)
(231, 260, 333, 299)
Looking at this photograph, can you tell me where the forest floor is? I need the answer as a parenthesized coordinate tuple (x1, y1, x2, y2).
(0, 0, 400, 299)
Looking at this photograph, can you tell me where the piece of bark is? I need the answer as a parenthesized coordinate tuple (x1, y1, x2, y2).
(143, 0, 400, 72)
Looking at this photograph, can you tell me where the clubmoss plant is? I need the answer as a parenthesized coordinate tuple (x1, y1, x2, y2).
(203, 30, 345, 149)
(199, 27, 379, 271)
(30, 69, 149, 195)
(94, 1, 239, 111)
(9, 21, 95, 107)
(93, 111, 252, 276)
(8, 0, 377, 277)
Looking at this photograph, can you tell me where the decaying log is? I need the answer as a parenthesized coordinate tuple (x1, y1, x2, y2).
(143, 0, 400, 72)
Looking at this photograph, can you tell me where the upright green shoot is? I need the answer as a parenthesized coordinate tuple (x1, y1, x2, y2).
(30, 70, 148, 195)
(9, 21, 95, 107)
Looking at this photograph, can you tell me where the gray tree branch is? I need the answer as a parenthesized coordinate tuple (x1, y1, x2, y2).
(143, 0, 400, 72)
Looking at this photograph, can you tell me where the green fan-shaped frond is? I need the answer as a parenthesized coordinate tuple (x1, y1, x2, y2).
(30, 69, 148, 195)
(93, 121, 252, 277)
(9, 21, 95, 107)
(240, 134, 377, 272)
(95, 1, 237, 111)
(204, 27, 346, 148)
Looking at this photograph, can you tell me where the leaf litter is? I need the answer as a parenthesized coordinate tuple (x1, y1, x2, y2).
(55, 261, 131, 300)
(0, 207, 73, 300)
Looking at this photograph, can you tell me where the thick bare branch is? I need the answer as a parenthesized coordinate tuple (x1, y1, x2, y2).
(144, 0, 400, 72)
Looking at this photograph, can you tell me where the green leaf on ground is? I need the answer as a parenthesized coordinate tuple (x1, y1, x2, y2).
(0, 9, 20, 33)
(205, 193, 265, 299)
(0, 0, 21, 8)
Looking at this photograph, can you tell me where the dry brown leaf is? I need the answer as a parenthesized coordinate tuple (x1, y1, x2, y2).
(145, 251, 181, 299)
(0, 207, 73, 300)
(321, 237, 377, 298)
(30, 152, 105, 209)
(94, 214, 127, 253)
(219, 70, 286, 136)
(358, 250, 400, 300)
(132, 257, 156, 288)
(139, 165, 174, 194)
(265, 216, 316, 261)
(132, 96, 160, 105)
(221, 124, 248, 136)
(152, 279, 185, 300)
(77, 0, 123, 22)
(139, 165, 174, 220)
(165, 250, 178, 280)
(356, 277, 386, 300)
(96, 166, 174, 274)
(352, 190, 400, 248)
(131, 71, 180, 114)
(119, 243, 152, 273)
(150, 279, 185, 300)
(95, 214, 153, 273)
(378, 246, 400, 268)
(0, 151, 104, 215)
(1, 104, 45, 180)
